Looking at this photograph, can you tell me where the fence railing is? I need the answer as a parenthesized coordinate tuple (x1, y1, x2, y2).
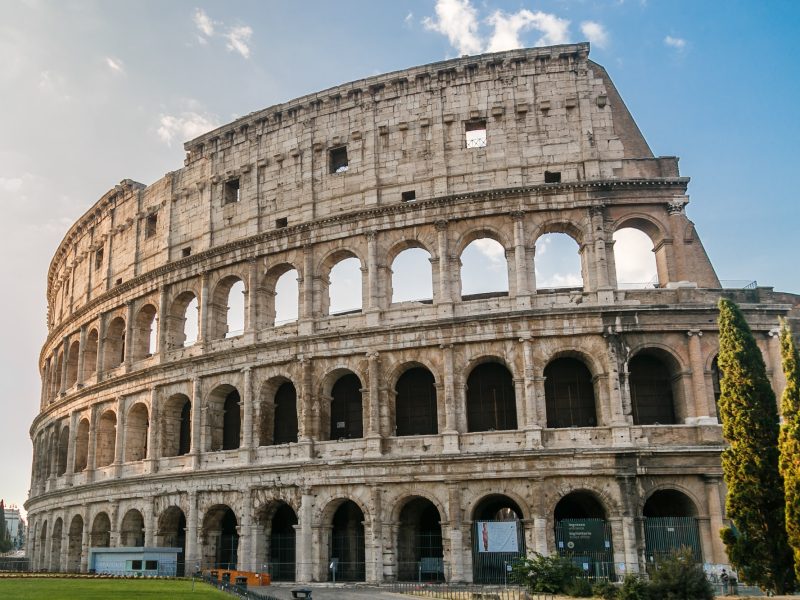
(391, 581, 531, 599)
(201, 574, 280, 600)
(0, 557, 29, 572)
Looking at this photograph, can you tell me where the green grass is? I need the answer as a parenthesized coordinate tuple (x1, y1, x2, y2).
(0, 578, 232, 599)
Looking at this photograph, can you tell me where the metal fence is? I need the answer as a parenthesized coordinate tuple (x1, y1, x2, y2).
(391, 581, 532, 599)
(0, 557, 29, 572)
(201, 574, 281, 600)
(471, 521, 526, 584)
(554, 518, 615, 582)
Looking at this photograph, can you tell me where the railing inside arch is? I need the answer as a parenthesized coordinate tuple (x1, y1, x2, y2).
(471, 520, 526, 584)
(329, 531, 365, 581)
(554, 518, 615, 581)
(643, 516, 702, 571)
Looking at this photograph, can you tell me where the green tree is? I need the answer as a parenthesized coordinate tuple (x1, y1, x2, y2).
(717, 298, 795, 593)
(779, 321, 800, 580)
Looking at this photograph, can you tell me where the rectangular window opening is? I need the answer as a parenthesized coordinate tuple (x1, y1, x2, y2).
(224, 178, 240, 204)
(401, 190, 416, 202)
(275, 217, 288, 228)
(145, 560, 158, 570)
(94, 248, 104, 271)
(182, 247, 192, 258)
(131, 560, 142, 570)
(145, 214, 157, 238)
(329, 146, 349, 174)
(465, 120, 487, 148)
(544, 170, 562, 183)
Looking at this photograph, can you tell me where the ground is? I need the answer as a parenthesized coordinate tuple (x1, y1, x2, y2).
(0, 578, 230, 599)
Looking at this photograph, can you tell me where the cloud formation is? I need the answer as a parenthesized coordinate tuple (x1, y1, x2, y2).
(664, 35, 686, 50)
(0, 177, 24, 193)
(192, 8, 253, 59)
(157, 111, 219, 146)
(424, 0, 596, 55)
(225, 25, 253, 59)
(194, 8, 214, 38)
(105, 56, 124, 73)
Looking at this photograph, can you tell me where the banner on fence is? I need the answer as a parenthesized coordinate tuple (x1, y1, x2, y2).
(476, 521, 519, 553)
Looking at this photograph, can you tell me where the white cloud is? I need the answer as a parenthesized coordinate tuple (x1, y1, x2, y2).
(157, 111, 219, 146)
(471, 238, 506, 264)
(194, 8, 214, 37)
(105, 56, 124, 74)
(423, 0, 483, 56)
(404, 12, 414, 27)
(664, 35, 686, 50)
(580, 21, 608, 49)
(0, 177, 24, 192)
(225, 25, 253, 59)
(487, 9, 570, 52)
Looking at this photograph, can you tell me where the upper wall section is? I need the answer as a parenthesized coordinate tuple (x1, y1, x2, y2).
(46, 43, 673, 330)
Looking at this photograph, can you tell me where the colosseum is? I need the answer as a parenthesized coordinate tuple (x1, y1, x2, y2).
(25, 43, 800, 584)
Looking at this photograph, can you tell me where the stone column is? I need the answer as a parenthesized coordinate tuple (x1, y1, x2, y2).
(114, 396, 126, 475)
(533, 516, 548, 555)
(109, 501, 120, 547)
(521, 335, 542, 447)
(241, 367, 253, 463)
(704, 476, 728, 564)
(511, 212, 530, 306)
(297, 488, 314, 582)
(80, 507, 90, 572)
(605, 333, 632, 434)
(190, 377, 203, 469)
(369, 486, 384, 583)
(144, 499, 156, 547)
(158, 285, 169, 358)
(667, 199, 689, 282)
(198, 272, 210, 345)
(65, 410, 78, 484)
(95, 316, 106, 375)
(441, 344, 459, 453)
(123, 300, 135, 368)
(59, 336, 69, 394)
(617, 476, 641, 574)
(146, 386, 159, 473)
(299, 246, 314, 335)
(447, 484, 464, 582)
(435, 221, 452, 312)
(687, 330, 706, 421)
(246, 259, 259, 336)
(366, 231, 380, 313)
(86, 406, 98, 482)
(238, 488, 253, 571)
(590, 205, 612, 291)
(76, 325, 87, 387)
(298, 357, 313, 442)
(768, 327, 787, 408)
(186, 491, 199, 568)
(366, 352, 382, 456)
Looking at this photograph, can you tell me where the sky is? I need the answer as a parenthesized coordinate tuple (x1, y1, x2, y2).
(1, 0, 799, 518)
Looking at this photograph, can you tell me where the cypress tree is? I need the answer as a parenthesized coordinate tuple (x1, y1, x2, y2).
(717, 298, 795, 593)
(779, 321, 800, 580)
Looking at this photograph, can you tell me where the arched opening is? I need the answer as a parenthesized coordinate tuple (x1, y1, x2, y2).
(38, 521, 48, 571)
(330, 373, 363, 440)
(50, 518, 63, 572)
(613, 227, 658, 289)
(397, 497, 443, 581)
(259, 381, 298, 446)
(329, 500, 365, 581)
(328, 257, 362, 315)
(103, 316, 126, 369)
(91, 512, 111, 548)
(124, 403, 149, 462)
(554, 492, 613, 580)
(74, 418, 89, 471)
(162, 394, 192, 457)
(471, 495, 525, 584)
(208, 385, 241, 451)
(535, 232, 583, 290)
(120, 509, 145, 547)
(95, 410, 117, 468)
(395, 367, 438, 436)
(256, 502, 298, 582)
(460, 237, 509, 299)
(67, 515, 83, 572)
(544, 357, 597, 428)
(202, 505, 238, 569)
(466, 362, 517, 432)
(157, 506, 187, 576)
(83, 329, 98, 380)
(52, 351, 63, 397)
(391, 248, 433, 303)
(132, 303, 158, 360)
(643, 490, 701, 566)
(629, 352, 677, 425)
(65, 340, 80, 389)
(56, 426, 70, 476)
(274, 268, 299, 325)
(711, 355, 721, 420)
(208, 277, 247, 340)
(225, 280, 246, 338)
(168, 292, 199, 349)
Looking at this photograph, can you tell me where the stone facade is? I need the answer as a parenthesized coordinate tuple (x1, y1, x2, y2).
(26, 44, 800, 582)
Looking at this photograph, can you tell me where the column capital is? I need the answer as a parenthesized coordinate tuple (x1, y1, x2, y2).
(434, 219, 448, 231)
(686, 329, 703, 337)
(666, 196, 688, 215)
(509, 210, 526, 221)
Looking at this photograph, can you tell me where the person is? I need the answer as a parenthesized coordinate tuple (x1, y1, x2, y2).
(720, 568, 729, 595)
(482, 522, 489, 552)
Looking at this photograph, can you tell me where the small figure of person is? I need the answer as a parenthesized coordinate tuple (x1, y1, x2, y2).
(482, 522, 489, 552)
(720, 568, 729, 595)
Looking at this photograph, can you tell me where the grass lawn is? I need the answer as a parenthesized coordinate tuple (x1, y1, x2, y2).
(0, 578, 231, 599)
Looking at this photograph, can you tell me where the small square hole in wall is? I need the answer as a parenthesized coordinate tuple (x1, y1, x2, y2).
(145, 214, 157, 238)
(465, 120, 487, 148)
(544, 170, 561, 183)
(224, 178, 240, 204)
(115, 278, 123, 286)
(275, 217, 288, 228)
(329, 146, 349, 173)
(401, 190, 416, 202)
(182, 247, 192, 258)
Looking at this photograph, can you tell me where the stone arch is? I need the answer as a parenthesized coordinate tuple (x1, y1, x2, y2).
(457, 229, 510, 299)
(465, 358, 517, 432)
(51, 349, 63, 398)
(120, 508, 145, 546)
(65, 339, 80, 389)
(320, 498, 367, 582)
(66, 514, 83, 572)
(206, 384, 241, 451)
(90, 512, 111, 547)
(470, 493, 527, 583)
(552, 489, 615, 578)
(38, 519, 48, 571)
(50, 517, 63, 572)
(74, 418, 90, 471)
(124, 402, 149, 462)
(103, 315, 126, 369)
(547, 483, 620, 520)
(95, 409, 117, 468)
(387, 240, 434, 305)
(166, 289, 199, 349)
(319, 249, 364, 316)
(395, 495, 444, 581)
(162, 393, 192, 457)
(642, 487, 702, 564)
(534, 231, 584, 291)
(56, 425, 70, 476)
(544, 354, 598, 428)
(318, 367, 366, 441)
(393, 364, 438, 436)
(209, 274, 247, 339)
(613, 227, 659, 289)
(613, 214, 670, 287)
(132, 302, 158, 361)
(83, 328, 98, 380)
(628, 346, 684, 425)
(263, 262, 301, 327)
(258, 376, 299, 446)
(201, 504, 239, 569)
(157, 505, 186, 574)
(254, 500, 298, 581)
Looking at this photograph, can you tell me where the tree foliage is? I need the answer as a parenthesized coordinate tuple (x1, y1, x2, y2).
(717, 298, 795, 593)
(510, 552, 581, 593)
(0, 499, 11, 553)
(779, 321, 800, 580)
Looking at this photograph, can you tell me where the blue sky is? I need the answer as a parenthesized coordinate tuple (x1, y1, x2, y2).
(1, 0, 798, 516)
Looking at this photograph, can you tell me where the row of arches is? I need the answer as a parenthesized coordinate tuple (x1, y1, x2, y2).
(29, 487, 705, 580)
(43, 221, 664, 404)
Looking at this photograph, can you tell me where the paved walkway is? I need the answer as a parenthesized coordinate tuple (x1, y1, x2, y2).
(251, 584, 408, 600)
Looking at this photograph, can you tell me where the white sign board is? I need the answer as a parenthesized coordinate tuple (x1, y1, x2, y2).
(477, 521, 519, 553)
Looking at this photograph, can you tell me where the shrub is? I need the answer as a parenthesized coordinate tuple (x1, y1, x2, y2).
(565, 576, 593, 596)
(648, 547, 713, 600)
(510, 553, 581, 593)
(617, 574, 650, 600)
(592, 579, 618, 599)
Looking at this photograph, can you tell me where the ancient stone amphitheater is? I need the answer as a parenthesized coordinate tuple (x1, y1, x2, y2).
(26, 43, 799, 583)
